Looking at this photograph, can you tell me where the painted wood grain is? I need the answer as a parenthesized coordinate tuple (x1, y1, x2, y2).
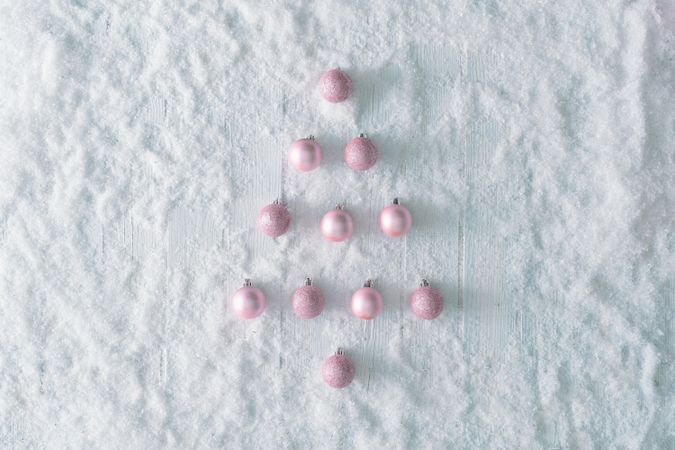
(93, 45, 514, 400)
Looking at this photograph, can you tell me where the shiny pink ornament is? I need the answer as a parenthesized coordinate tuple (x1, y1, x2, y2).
(292, 278, 325, 319)
(322, 348, 355, 388)
(319, 68, 352, 103)
(288, 136, 322, 172)
(320, 205, 353, 242)
(351, 279, 383, 320)
(379, 198, 412, 238)
(411, 279, 444, 320)
(344, 134, 378, 171)
(231, 279, 266, 319)
(258, 200, 291, 237)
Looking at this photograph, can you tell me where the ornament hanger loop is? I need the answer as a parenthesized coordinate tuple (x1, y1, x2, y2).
(243, 278, 252, 287)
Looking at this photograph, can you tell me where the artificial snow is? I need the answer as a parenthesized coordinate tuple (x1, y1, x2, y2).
(0, 0, 673, 448)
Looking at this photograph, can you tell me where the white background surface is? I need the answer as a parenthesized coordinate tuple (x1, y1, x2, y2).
(1, 0, 674, 448)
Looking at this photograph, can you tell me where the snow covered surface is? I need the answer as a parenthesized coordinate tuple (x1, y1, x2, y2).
(1, 1, 674, 448)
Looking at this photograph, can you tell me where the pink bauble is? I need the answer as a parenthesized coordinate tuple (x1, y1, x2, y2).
(232, 280, 266, 319)
(288, 136, 322, 172)
(351, 280, 383, 320)
(258, 201, 291, 237)
(319, 68, 352, 103)
(411, 280, 444, 320)
(320, 206, 353, 242)
(379, 198, 412, 237)
(292, 278, 325, 319)
(344, 134, 378, 171)
(322, 349, 355, 388)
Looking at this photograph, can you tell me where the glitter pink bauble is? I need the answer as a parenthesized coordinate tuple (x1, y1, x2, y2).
(411, 281, 444, 320)
(292, 279, 325, 319)
(344, 134, 378, 171)
(257, 201, 291, 237)
(288, 137, 322, 172)
(320, 207, 353, 242)
(351, 282, 383, 320)
(232, 280, 266, 319)
(319, 68, 352, 103)
(379, 199, 412, 237)
(322, 350, 355, 388)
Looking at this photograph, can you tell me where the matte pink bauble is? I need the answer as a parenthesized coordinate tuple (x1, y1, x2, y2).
(320, 205, 353, 242)
(411, 279, 444, 320)
(232, 279, 266, 319)
(344, 134, 378, 171)
(288, 136, 322, 172)
(322, 348, 355, 388)
(258, 200, 291, 237)
(351, 279, 383, 320)
(379, 198, 412, 238)
(291, 278, 325, 319)
(319, 68, 352, 103)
